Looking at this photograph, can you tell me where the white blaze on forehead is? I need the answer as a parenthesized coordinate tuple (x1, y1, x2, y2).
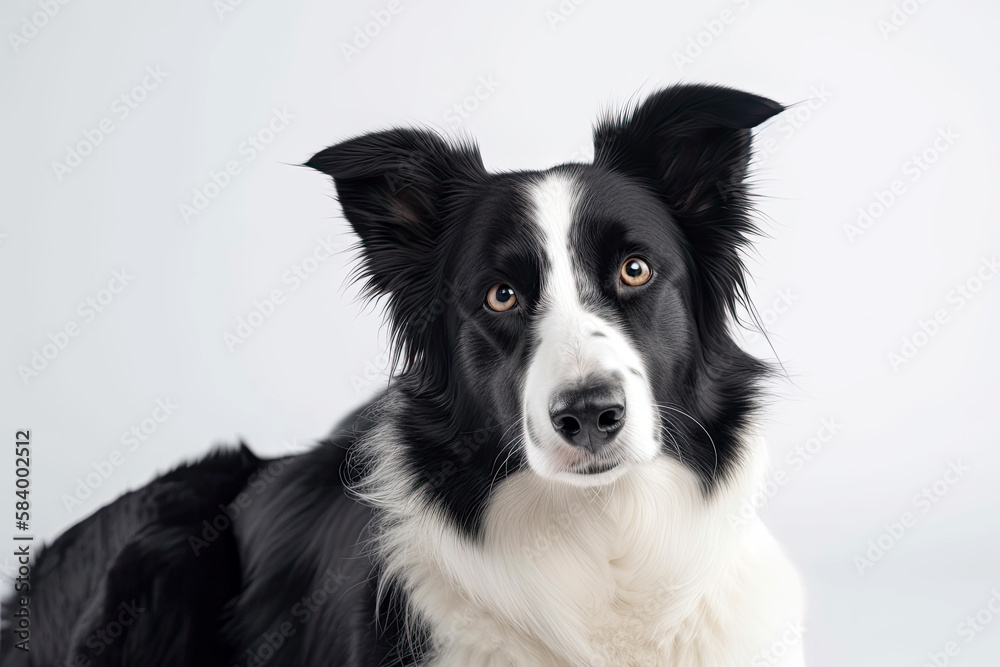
(525, 171, 620, 377)
(527, 172, 589, 339)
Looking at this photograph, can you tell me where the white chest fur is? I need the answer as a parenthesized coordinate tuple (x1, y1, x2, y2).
(362, 435, 805, 666)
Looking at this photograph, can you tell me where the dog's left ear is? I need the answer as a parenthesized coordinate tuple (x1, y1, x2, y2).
(593, 84, 782, 215)
(593, 84, 782, 325)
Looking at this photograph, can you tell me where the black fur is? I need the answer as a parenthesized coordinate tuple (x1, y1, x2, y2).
(1, 84, 781, 666)
(1, 446, 261, 666)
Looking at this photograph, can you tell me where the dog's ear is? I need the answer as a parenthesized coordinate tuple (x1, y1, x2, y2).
(307, 129, 484, 370)
(593, 84, 782, 215)
(307, 128, 483, 295)
(593, 84, 782, 327)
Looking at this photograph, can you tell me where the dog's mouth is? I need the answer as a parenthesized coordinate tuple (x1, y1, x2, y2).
(523, 413, 642, 485)
(569, 459, 621, 476)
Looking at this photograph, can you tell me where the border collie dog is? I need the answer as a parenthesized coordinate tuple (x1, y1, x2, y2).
(2, 84, 804, 666)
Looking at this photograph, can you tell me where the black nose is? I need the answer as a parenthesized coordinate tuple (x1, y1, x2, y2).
(548, 379, 626, 453)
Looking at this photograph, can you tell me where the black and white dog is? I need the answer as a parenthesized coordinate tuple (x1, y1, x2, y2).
(2, 84, 804, 666)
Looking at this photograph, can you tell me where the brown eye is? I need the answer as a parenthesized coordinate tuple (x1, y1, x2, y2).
(486, 283, 517, 312)
(620, 257, 652, 287)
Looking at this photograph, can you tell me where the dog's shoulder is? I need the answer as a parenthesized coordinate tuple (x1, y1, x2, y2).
(220, 397, 422, 666)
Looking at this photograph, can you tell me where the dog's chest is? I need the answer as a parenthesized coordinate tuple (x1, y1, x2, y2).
(399, 464, 779, 666)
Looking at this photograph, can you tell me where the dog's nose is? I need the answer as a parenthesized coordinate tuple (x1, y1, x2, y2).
(548, 380, 626, 452)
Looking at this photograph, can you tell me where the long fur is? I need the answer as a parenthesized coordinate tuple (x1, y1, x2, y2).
(2, 84, 805, 667)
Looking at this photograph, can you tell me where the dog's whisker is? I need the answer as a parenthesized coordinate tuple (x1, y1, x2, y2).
(488, 434, 524, 497)
(655, 407, 687, 468)
(656, 402, 719, 482)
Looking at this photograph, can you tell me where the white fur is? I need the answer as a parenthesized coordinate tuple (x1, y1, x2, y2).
(356, 425, 805, 666)
(522, 174, 659, 486)
(353, 172, 805, 665)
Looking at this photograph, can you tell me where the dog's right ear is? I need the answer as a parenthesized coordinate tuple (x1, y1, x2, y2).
(306, 129, 484, 370)
(307, 128, 484, 296)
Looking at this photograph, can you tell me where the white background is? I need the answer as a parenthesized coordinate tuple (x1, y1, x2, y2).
(2, 0, 999, 664)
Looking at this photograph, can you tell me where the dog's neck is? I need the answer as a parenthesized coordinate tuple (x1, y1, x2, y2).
(356, 424, 801, 666)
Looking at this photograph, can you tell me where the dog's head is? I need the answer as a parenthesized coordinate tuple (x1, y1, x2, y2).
(309, 85, 781, 526)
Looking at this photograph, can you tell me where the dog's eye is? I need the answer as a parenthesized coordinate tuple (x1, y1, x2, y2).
(620, 257, 652, 287)
(486, 284, 518, 312)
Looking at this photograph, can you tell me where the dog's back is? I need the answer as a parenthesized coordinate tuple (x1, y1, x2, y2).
(1, 445, 260, 665)
(0, 402, 413, 667)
